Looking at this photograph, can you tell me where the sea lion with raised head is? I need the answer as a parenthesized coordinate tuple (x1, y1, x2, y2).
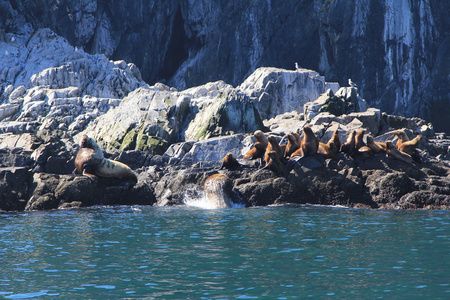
(340, 130, 356, 155)
(284, 132, 301, 158)
(366, 135, 385, 154)
(254, 130, 269, 149)
(264, 135, 284, 166)
(219, 152, 241, 170)
(394, 129, 409, 148)
(267, 150, 284, 174)
(386, 141, 413, 164)
(331, 129, 341, 151)
(243, 142, 265, 160)
(318, 140, 338, 159)
(74, 135, 137, 182)
(397, 135, 422, 156)
(291, 126, 319, 157)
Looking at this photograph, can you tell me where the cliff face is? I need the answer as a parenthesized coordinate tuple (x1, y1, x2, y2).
(2, 0, 449, 132)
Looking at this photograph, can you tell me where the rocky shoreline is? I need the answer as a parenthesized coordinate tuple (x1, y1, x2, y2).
(1, 28, 449, 212)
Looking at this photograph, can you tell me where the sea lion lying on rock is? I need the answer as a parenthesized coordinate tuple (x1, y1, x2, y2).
(74, 135, 137, 182)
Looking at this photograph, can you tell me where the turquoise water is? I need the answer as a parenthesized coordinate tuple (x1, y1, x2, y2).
(0, 205, 449, 299)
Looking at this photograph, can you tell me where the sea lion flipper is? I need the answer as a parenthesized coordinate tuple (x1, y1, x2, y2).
(82, 170, 98, 181)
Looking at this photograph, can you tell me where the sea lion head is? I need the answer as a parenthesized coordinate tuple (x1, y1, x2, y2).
(386, 141, 395, 150)
(267, 135, 279, 146)
(287, 132, 297, 143)
(303, 126, 313, 134)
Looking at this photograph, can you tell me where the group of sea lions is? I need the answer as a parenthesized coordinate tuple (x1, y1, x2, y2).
(221, 127, 423, 174)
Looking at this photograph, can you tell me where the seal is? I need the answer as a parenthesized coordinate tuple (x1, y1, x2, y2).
(394, 129, 409, 148)
(74, 134, 137, 182)
(291, 126, 319, 157)
(366, 135, 385, 154)
(386, 141, 413, 164)
(397, 135, 422, 156)
(219, 152, 241, 170)
(340, 130, 356, 155)
(243, 142, 265, 160)
(254, 130, 269, 149)
(318, 140, 338, 159)
(284, 132, 301, 158)
(264, 135, 284, 166)
(331, 129, 341, 151)
(204, 173, 233, 208)
(267, 150, 284, 174)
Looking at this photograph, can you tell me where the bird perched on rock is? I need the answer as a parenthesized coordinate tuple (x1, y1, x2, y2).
(348, 78, 357, 89)
(295, 62, 300, 70)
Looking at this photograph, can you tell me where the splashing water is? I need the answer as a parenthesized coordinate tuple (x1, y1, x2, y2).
(182, 187, 245, 209)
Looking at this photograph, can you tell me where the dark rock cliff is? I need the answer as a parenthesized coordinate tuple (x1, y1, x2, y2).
(3, 0, 450, 133)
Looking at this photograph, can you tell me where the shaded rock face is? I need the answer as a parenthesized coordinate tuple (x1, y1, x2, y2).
(4, 0, 449, 133)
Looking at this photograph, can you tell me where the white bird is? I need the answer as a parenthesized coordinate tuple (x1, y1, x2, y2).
(295, 62, 300, 70)
(5, 50, 9, 57)
(348, 78, 357, 89)
(11, 37, 15, 42)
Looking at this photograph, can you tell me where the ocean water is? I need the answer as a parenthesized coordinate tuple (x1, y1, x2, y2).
(0, 205, 449, 299)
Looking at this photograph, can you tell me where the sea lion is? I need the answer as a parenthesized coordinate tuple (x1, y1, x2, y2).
(74, 135, 137, 182)
(219, 152, 241, 170)
(340, 130, 356, 155)
(204, 174, 232, 208)
(267, 150, 284, 174)
(366, 135, 385, 154)
(318, 141, 338, 159)
(291, 126, 319, 157)
(354, 130, 366, 150)
(243, 142, 265, 160)
(254, 130, 269, 149)
(284, 132, 301, 158)
(331, 129, 341, 151)
(397, 135, 422, 156)
(386, 141, 413, 164)
(394, 129, 409, 148)
(264, 135, 284, 166)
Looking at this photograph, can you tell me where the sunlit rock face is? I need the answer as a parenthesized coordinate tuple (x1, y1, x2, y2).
(1, 0, 449, 133)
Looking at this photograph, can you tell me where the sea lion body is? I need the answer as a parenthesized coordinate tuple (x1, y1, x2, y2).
(366, 135, 385, 154)
(331, 130, 341, 151)
(394, 129, 409, 148)
(285, 132, 300, 158)
(318, 141, 338, 159)
(397, 135, 422, 155)
(204, 174, 233, 208)
(340, 130, 356, 154)
(220, 152, 241, 170)
(264, 135, 284, 166)
(386, 141, 413, 164)
(243, 142, 265, 160)
(354, 130, 366, 150)
(74, 135, 137, 182)
(291, 126, 319, 157)
(267, 150, 284, 174)
(254, 130, 269, 149)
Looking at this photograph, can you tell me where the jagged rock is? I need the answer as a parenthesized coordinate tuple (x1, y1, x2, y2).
(0, 167, 31, 211)
(239, 67, 326, 120)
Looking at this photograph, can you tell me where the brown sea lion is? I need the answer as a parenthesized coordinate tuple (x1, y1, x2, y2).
(254, 130, 269, 149)
(291, 126, 319, 157)
(340, 130, 356, 154)
(318, 141, 338, 159)
(267, 150, 284, 174)
(264, 135, 284, 166)
(356, 145, 373, 159)
(219, 152, 241, 170)
(331, 130, 341, 151)
(204, 174, 232, 208)
(354, 130, 366, 150)
(285, 132, 301, 158)
(386, 141, 413, 164)
(397, 135, 422, 156)
(74, 135, 137, 182)
(394, 129, 409, 148)
(243, 142, 265, 160)
(366, 135, 385, 154)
